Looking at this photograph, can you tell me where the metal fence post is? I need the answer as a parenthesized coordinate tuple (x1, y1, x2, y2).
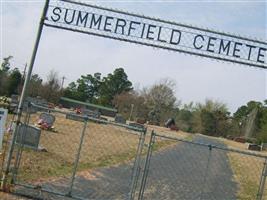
(129, 129, 146, 200)
(257, 158, 267, 200)
(138, 130, 155, 200)
(11, 106, 31, 184)
(1, 0, 50, 190)
(200, 144, 213, 200)
(67, 117, 88, 197)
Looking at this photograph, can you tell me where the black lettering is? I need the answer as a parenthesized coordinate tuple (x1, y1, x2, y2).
(90, 14, 102, 29)
(146, 24, 156, 40)
(157, 27, 166, 43)
(233, 42, 242, 58)
(104, 16, 114, 32)
(76, 11, 88, 27)
(206, 37, 217, 53)
(257, 47, 266, 63)
(51, 7, 61, 22)
(245, 44, 256, 60)
(115, 18, 127, 34)
(170, 29, 181, 45)
(219, 40, 231, 55)
(193, 34, 204, 49)
(140, 23, 146, 38)
(64, 9, 76, 24)
(128, 21, 141, 36)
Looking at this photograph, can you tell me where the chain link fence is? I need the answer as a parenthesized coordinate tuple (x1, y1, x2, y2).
(138, 131, 267, 200)
(3, 103, 145, 200)
(1, 105, 267, 200)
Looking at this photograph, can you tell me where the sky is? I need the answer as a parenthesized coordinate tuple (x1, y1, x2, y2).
(1, 0, 267, 113)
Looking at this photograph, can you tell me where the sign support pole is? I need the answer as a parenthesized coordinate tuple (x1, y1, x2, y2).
(1, 0, 50, 190)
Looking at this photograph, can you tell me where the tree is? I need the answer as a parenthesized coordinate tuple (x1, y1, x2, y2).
(98, 68, 133, 106)
(113, 91, 149, 121)
(64, 72, 102, 102)
(41, 70, 61, 103)
(142, 79, 177, 125)
(0, 56, 13, 95)
(6, 68, 22, 96)
(176, 103, 195, 132)
(28, 74, 43, 97)
(233, 101, 264, 138)
(192, 99, 229, 136)
(64, 68, 132, 106)
(1, 56, 13, 72)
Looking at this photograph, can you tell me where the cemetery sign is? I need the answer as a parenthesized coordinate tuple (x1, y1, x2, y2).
(44, 0, 267, 69)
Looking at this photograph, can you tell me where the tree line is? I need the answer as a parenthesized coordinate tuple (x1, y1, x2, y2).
(1, 56, 266, 143)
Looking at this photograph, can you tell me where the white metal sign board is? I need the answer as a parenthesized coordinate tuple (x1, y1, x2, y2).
(44, 0, 267, 69)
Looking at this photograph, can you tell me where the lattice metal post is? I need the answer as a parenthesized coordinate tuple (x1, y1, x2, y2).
(67, 117, 88, 197)
(138, 130, 155, 200)
(200, 144, 213, 200)
(1, 0, 50, 190)
(257, 157, 267, 200)
(129, 128, 146, 200)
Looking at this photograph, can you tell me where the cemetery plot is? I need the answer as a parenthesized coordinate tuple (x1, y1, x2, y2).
(12, 108, 144, 197)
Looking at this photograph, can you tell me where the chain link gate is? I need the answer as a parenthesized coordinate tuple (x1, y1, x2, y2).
(4, 103, 146, 200)
(138, 131, 267, 200)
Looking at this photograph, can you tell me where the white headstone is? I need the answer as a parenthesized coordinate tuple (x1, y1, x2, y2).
(0, 108, 8, 151)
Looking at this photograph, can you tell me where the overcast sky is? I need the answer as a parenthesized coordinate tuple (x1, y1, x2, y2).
(1, 0, 266, 113)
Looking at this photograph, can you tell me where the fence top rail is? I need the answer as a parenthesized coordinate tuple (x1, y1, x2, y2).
(29, 102, 145, 133)
(154, 132, 267, 159)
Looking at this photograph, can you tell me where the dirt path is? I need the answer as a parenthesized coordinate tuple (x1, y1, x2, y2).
(141, 135, 237, 200)
(13, 135, 237, 200)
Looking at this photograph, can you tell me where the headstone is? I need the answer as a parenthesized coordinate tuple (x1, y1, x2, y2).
(261, 143, 267, 151)
(66, 113, 85, 122)
(248, 144, 261, 151)
(0, 108, 8, 151)
(82, 109, 100, 118)
(22, 102, 38, 114)
(39, 113, 55, 127)
(115, 114, 126, 124)
(15, 123, 41, 150)
(128, 122, 145, 131)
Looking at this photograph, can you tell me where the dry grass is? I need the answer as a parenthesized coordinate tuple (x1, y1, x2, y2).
(220, 138, 267, 156)
(227, 152, 266, 200)
(4, 112, 187, 183)
(146, 124, 192, 139)
(16, 112, 140, 182)
(0, 191, 28, 200)
(217, 138, 267, 199)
